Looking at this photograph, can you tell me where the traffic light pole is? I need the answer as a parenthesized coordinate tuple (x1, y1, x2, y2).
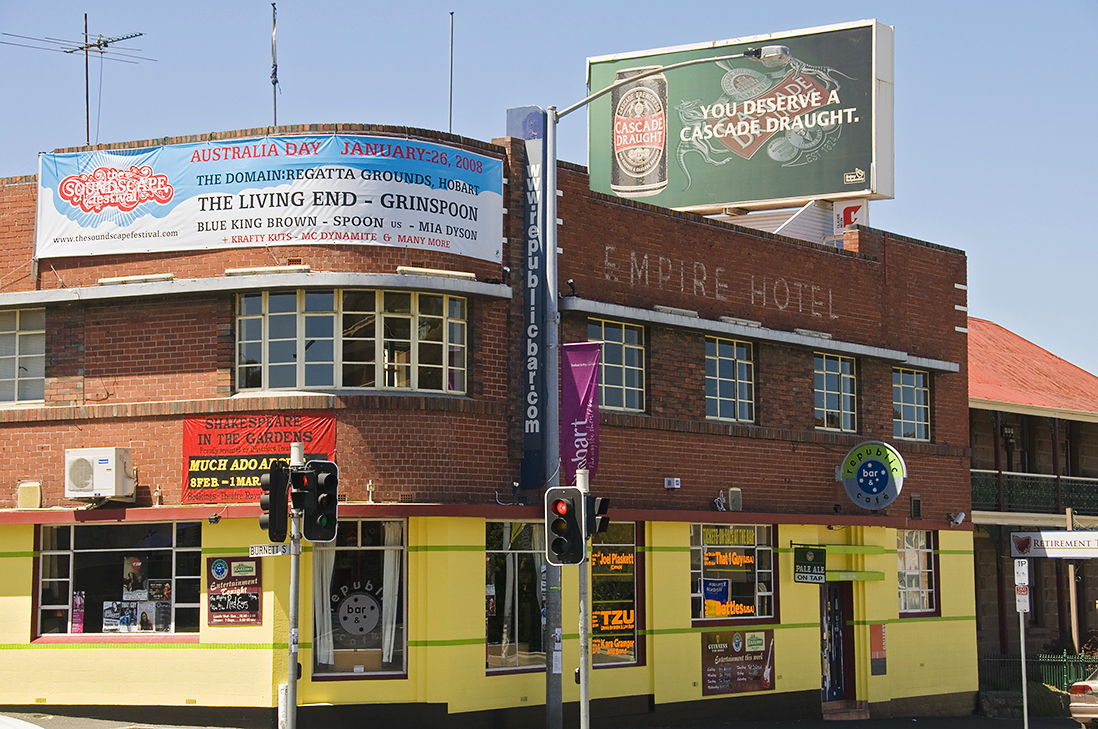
(285, 442, 305, 729)
(576, 469, 591, 729)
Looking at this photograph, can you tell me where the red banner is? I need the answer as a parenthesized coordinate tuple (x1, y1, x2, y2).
(182, 412, 336, 503)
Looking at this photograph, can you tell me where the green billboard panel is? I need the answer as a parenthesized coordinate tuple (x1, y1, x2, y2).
(586, 20, 893, 213)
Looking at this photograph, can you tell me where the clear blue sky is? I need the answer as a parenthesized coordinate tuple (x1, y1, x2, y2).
(2, 1, 1095, 376)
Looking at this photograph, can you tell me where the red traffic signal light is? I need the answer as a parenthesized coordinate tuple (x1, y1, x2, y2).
(545, 486, 585, 565)
(259, 459, 289, 543)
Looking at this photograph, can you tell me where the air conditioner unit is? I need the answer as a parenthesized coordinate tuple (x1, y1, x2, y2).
(65, 448, 135, 500)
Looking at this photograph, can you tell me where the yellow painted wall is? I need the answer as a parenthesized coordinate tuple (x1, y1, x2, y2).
(0, 517, 978, 714)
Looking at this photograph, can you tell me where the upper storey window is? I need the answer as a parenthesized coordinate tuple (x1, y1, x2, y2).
(587, 318, 644, 412)
(0, 308, 45, 402)
(237, 290, 467, 393)
(814, 353, 856, 432)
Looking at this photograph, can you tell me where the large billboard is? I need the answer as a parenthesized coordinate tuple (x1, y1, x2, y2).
(36, 134, 504, 261)
(587, 20, 893, 213)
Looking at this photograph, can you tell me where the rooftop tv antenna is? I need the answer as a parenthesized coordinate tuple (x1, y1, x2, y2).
(1, 14, 155, 145)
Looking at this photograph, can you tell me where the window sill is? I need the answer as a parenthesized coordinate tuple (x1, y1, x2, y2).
(312, 670, 408, 681)
(485, 665, 545, 676)
(33, 633, 200, 644)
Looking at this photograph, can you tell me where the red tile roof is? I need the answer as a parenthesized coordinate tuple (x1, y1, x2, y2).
(969, 317, 1098, 415)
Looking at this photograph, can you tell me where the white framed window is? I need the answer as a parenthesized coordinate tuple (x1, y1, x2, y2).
(38, 522, 202, 634)
(893, 368, 930, 441)
(313, 520, 406, 676)
(486, 521, 545, 671)
(588, 318, 644, 412)
(690, 524, 773, 620)
(814, 353, 856, 432)
(706, 337, 754, 422)
(898, 530, 936, 614)
(0, 308, 45, 402)
(237, 289, 466, 393)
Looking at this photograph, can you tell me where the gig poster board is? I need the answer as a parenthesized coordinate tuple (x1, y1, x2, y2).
(181, 412, 335, 503)
(36, 134, 504, 262)
(207, 557, 262, 626)
(587, 20, 893, 213)
(701, 629, 775, 695)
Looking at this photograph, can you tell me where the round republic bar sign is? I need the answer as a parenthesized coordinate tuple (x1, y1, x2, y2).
(840, 441, 906, 510)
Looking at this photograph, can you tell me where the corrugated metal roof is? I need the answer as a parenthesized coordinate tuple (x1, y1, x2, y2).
(969, 317, 1098, 416)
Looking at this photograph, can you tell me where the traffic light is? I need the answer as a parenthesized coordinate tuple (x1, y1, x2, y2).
(304, 460, 338, 542)
(289, 466, 315, 510)
(259, 459, 289, 543)
(587, 496, 610, 536)
(545, 486, 585, 565)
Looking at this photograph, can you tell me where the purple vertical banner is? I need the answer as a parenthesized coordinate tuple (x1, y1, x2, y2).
(561, 341, 601, 485)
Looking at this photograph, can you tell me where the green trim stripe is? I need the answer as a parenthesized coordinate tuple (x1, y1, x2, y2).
(853, 615, 976, 626)
(642, 546, 690, 553)
(825, 570, 885, 581)
(0, 551, 36, 559)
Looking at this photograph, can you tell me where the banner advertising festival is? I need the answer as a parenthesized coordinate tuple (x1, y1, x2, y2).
(586, 20, 893, 213)
(35, 134, 504, 262)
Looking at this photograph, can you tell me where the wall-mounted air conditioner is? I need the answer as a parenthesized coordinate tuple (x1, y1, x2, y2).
(65, 448, 135, 500)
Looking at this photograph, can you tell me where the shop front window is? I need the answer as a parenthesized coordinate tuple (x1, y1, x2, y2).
(38, 522, 202, 634)
(690, 524, 774, 620)
(313, 520, 406, 676)
(591, 522, 638, 666)
(486, 521, 545, 671)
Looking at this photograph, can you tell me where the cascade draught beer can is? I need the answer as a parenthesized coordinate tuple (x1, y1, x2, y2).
(610, 67, 668, 198)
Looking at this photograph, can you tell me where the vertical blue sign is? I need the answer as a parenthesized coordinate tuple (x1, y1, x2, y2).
(507, 107, 548, 490)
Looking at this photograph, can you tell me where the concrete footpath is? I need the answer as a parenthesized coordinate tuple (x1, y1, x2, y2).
(0, 712, 1086, 729)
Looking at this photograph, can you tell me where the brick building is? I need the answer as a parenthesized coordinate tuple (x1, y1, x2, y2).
(0, 123, 974, 726)
(969, 317, 1098, 658)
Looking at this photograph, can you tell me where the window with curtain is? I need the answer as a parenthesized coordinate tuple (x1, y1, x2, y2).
(486, 521, 545, 671)
(313, 520, 405, 676)
(897, 529, 937, 615)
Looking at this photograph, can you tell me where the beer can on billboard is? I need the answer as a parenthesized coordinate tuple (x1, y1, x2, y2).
(610, 67, 667, 198)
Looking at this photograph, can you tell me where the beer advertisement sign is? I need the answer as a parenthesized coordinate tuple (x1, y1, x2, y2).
(587, 20, 893, 212)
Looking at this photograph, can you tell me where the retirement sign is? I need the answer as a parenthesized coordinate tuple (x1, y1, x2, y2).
(36, 134, 504, 261)
(586, 20, 893, 212)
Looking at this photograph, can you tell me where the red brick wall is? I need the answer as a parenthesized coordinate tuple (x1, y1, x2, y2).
(553, 162, 970, 520)
(0, 126, 970, 523)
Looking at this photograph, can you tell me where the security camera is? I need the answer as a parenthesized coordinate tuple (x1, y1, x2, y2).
(950, 512, 966, 526)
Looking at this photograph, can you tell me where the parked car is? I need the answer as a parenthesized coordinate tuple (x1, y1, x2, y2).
(1070, 669, 1098, 726)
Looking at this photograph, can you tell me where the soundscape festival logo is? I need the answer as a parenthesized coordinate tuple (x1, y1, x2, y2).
(58, 165, 174, 214)
(675, 55, 856, 189)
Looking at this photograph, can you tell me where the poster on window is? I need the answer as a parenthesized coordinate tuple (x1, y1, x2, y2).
(103, 601, 170, 632)
(182, 411, 336, 503)
(122, 556, 148, 600)
(591, 544, 635, 662)
(702, 629, 775, 695)
(207, 557, 262, 626)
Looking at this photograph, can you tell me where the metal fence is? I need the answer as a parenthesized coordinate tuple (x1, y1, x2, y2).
(980, 653, 1098, 692)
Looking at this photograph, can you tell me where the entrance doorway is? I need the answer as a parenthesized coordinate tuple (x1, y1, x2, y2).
(822, 582, 855, 702)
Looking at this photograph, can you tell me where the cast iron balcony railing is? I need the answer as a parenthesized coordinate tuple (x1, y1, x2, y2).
(972, 469, 1098, 516)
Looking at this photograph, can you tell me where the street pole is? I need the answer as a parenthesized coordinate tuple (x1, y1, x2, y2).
(544, 103, 563, 729)
(576, 469, 591, 729)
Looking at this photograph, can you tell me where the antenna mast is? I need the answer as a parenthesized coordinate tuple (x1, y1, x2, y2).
(1, 16, 152, 146)
(272, 3, 278, 127)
